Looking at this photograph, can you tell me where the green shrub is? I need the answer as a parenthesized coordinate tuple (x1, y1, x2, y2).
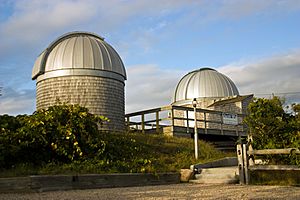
(0, 104, 108, 168)
(244, 97, 300, 165)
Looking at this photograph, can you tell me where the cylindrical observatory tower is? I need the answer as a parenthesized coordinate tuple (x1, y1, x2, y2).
(32, 32, 127, 131)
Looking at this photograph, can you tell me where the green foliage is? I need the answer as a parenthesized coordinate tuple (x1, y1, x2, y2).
(0, 130, 229, 176)
(0, 114, 23, 132)
(0, 104, 107, 168)
(244, 97, 300, 165)
(250, 170, 300, 186)
(0, 104, 230, 176)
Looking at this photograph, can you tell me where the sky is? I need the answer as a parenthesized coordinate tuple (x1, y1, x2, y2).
(0, 0, 300, 115)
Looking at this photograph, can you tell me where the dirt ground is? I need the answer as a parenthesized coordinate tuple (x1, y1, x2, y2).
(0, 183, 299, 200)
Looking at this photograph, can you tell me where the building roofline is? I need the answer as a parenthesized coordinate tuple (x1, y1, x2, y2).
(207, 94, 254, 107)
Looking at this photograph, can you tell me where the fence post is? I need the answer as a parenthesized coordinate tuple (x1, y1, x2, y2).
(248, 134, 255, 166)
(242, 143, 249, 184)
(237, 144, 245, 184)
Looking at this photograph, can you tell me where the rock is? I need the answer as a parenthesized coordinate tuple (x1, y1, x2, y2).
(180, 169, 194, 182)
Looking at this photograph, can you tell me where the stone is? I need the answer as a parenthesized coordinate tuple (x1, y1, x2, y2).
(180, 169, 194, 182)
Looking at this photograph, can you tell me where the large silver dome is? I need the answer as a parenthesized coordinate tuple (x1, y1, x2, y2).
(173, 68, 239, 103)
(32, 31, 126, 82)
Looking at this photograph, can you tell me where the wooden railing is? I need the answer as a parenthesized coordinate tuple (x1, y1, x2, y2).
(237, 142, 300, 184)
(125, 105, 246, 137)
(125, 105, 171, 134)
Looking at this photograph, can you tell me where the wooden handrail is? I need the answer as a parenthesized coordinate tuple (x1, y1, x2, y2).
(249, 165, 300, 170)
(125, 105, 172, 117)
(126, 105, 246, 118)
(128, 117, 243, 126)
(126, 104, 246, 135)
(248, 148, 300, 155)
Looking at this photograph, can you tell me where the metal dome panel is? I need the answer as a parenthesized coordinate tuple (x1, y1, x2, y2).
(32, 50, 46, 79)
(173, 68, 239, 103)
(32, 32, 126, 82)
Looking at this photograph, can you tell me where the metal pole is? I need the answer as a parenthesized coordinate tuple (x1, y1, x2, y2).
(193, 98, 199, 160)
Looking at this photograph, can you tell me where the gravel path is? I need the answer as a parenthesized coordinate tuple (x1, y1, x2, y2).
(0, 183, 299, 200)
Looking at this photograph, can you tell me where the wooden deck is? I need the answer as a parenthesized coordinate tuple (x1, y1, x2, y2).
(125, 105, 247, 138)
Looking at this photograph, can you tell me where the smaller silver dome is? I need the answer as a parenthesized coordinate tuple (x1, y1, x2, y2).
(32, 31, 126, 82)
(173, 68, 239, 103)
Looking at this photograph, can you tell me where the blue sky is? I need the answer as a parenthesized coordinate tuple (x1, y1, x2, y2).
(1, 0, 300, 115)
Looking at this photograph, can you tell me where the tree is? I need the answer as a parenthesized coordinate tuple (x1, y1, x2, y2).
(244, 97, 300, 165)
(245, 97, 287, 149)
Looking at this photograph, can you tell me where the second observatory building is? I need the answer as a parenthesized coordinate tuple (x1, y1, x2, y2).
(32, 32, 127, 131)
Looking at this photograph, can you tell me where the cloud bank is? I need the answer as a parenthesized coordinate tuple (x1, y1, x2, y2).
(219, 50, 300, 96)
(1, 49, 300, 115)
(0, 87, 35, 115)
(1, 0, 300, 115)
(125, 64, 184, 113)
(125, 50, 300, 114)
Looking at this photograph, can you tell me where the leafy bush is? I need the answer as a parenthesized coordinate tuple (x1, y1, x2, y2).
(244, 97, 300, 165)
(0, 104, 108, 168)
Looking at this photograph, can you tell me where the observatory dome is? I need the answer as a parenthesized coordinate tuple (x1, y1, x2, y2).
(173, 68, 239, 104)
(32, 31, 126, 82)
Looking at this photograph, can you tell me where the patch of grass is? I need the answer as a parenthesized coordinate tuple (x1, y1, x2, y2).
(0, 163, 40, 177)
(129, 133, 231, 171)
(250, 170, 300, 186)
(0, 132, 232, 177)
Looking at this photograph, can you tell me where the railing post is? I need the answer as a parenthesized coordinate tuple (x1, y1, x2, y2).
(186, 110, 189, 134)
(220, 113, 224, 135)
(156, 111, 159, 133)
(126, 116, 130, 132)
(170, 107, 175, 136)
(171, 107, 174, 126)
(141, 114, 145, 134)
(204, 112, 207, 134)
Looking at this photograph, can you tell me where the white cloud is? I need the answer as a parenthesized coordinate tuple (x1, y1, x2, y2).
(207, 0, 300, 20)
(218, 50, 300, 102)
(0, 87, 35, 115)
(1, 0, 300, 115)
(0, 0, 199, 69)
(125, 64, 185, 113)
(1, 0, 299, 59)
(0, 0, 198, 42)
(0, 0, 97, 54)
(125, 50, 300, 115)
